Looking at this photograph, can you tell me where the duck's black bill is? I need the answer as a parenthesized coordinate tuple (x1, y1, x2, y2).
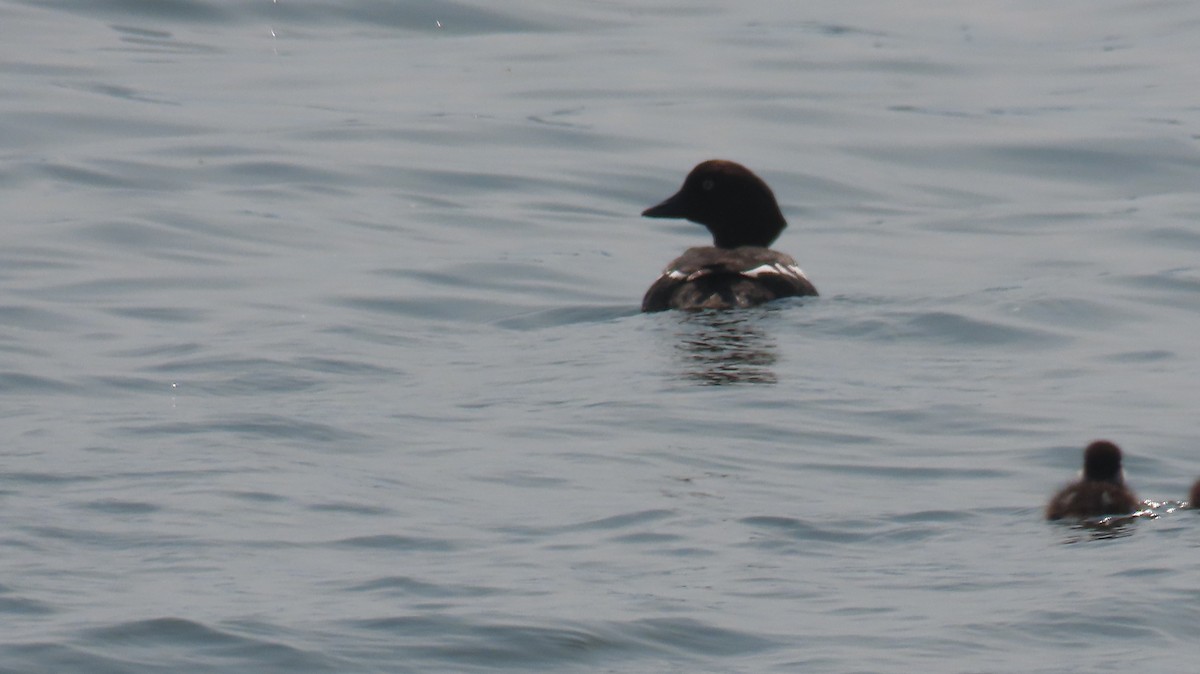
(642, 190, 687, 218)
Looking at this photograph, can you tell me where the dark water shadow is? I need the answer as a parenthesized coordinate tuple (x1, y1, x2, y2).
(671, 309, 780, 386)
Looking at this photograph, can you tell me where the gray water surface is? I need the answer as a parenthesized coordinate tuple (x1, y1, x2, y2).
(4, 1, 1200, 672)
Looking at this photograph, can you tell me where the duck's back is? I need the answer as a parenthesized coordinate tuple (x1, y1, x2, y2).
(1045, 481, 1140, 520)
(642, 246, 817, 312)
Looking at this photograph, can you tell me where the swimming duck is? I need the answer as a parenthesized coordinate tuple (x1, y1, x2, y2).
(641, 160, 818, 312)
(1045, 440, 1140, 520)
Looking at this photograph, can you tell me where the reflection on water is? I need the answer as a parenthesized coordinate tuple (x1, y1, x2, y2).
(1057, 517, 1138, 543)
(1055, 500, 1194, 543)
(672, 310, 779, 385)
(1056, 510, 1154, 543)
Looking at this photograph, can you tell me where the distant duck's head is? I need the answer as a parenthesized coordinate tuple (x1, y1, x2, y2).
(1083, 440, 1125, 485)
(643, 160, 787, 249)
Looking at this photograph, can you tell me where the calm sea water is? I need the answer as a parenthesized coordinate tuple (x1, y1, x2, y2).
(4, 0, 1200, 671)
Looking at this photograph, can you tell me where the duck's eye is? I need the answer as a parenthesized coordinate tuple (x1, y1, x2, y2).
(702, 179, 715, 191)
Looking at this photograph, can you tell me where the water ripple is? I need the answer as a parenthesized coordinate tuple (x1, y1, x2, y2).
(345, 576, 501, 599)
(346, 614, 780, 667)
(76, 617, 345, 672)
(123, 415, 365, 444)
(333, 535, 460, 552)
(0, 372, 72, 394)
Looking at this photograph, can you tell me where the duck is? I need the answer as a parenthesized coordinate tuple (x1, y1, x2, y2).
(1189, 478, 1200, 508)
(641, 160, 818, 312)
(1045, 440, 1141, 520)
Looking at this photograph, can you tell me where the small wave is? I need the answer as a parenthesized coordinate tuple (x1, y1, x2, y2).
(333, 534, 459, 552)
(495, 305, 638, 330)
(72, 616, 346, 672)
(742, 510, 981, 548)
(346, 614, 779, 667)
(345, 575, 501, 598)
(0, 583, 55, 617)
(124, 414, 367, 444)
(75, 499, 161, 515)
(0, 372, 72, 394)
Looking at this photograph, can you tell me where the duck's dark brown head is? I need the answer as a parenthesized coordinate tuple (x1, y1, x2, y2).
(643, 160, 787, 249)
(1083, 440, 1125, 484)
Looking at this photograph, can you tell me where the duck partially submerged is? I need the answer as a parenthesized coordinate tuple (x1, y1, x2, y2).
(1046, 440, 1140, 520)
(641, 160, 817, 312)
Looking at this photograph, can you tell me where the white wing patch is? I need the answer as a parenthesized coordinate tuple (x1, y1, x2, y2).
(663, 263, 809, 283)
(664, 268, 716, 282)
(744, 263, 809, 281)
